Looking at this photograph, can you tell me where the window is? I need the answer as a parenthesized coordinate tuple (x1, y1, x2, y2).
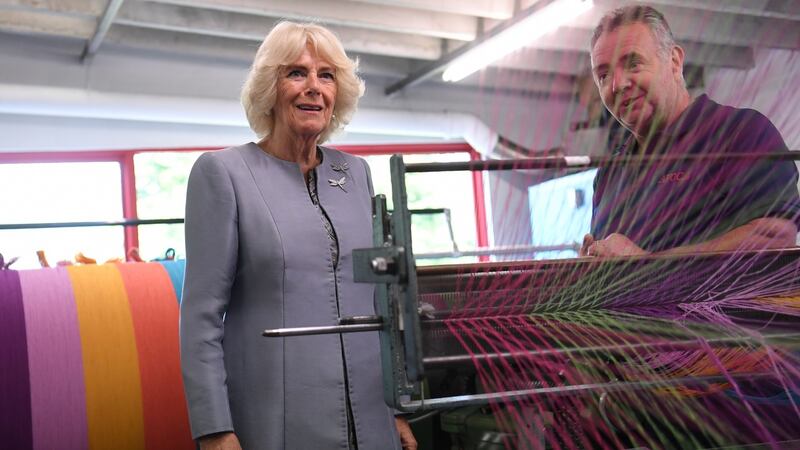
(528, 169, 596, 259)
(0, 144, 486, 268)
(364, 152, 479, 265)
(134, 151, 204, 261)
(0, 162, 124, 269)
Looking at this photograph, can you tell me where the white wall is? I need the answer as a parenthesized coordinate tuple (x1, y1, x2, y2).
(0, 113, 252, 152)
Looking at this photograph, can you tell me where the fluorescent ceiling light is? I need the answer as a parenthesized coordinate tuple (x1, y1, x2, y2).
(442, 0, 593, 83)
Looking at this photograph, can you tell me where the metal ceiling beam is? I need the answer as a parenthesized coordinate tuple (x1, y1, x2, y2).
(80, 0, 124, 62)
(103, 25, 579, 97)
(343, 0, 515, 20)
(0, 0, 106, 16)
(516, 26, 755, 69)
(105, 25, 258, 63)
(105, 25, 424, 78)
(649, 0, 800, 20)
(764, 0, 800, 16)
(490, 48, 592, 76)
(0, 10, 95, 38)
(383, 0, 564, 96)
(577, 0, 800, 49)
(489, 40, 753, 74)
(146, 0, 478, 41)
(115, 1, 443, 60)
(450, 67, 578, 96)
(384, 0, 757, 96)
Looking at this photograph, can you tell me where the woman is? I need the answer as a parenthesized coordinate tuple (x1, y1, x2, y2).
(180, 22, 415, 450)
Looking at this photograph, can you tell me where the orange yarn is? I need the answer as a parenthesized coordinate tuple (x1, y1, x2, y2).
(117, 262, 193, 449)
(67, 265, 145, 449)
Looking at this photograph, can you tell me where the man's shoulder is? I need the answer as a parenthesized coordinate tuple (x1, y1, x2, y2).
(696, 94, 772, 128)
(684, 94, 782, 153)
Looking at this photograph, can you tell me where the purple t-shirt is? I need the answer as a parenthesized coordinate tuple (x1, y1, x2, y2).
(591, 94, 800, 252)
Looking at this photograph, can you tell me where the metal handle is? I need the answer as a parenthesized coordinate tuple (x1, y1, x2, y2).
(263, 315, 383, 337)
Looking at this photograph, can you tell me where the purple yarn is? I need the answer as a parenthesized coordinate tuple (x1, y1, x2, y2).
(19, 268, 88, 450)
(0, 270, 32, 449)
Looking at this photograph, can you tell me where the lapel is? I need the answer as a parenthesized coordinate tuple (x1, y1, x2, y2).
(317, 148, 371, 255)
(238, 143, 331, 265)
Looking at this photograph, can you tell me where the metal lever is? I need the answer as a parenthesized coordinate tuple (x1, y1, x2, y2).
(263, 315, 383, 337)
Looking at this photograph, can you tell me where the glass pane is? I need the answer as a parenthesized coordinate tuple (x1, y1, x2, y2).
(0, 227, 125, 269)
(364, 152, 478, 265)
(134, 151, 204, 260)
(0, 162, 124, 269)
(528, 169, 596, 260)
(137, 223, 185, 262)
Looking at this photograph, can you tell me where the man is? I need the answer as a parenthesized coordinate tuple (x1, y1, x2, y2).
(581, 5, 800, 257)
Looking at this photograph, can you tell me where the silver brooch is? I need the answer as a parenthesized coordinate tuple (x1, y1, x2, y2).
(328, 176, 347, 192)
(331, 162, 349, 173)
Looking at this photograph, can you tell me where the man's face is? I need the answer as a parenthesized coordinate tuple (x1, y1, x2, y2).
(591, 23, 683, 137)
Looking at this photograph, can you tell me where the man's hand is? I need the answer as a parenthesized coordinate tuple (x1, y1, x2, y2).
(198, 432, 242, 450)
(580, 234, 594, 256)
(585, 233, 649, 257)
(395, 417, 418, 450)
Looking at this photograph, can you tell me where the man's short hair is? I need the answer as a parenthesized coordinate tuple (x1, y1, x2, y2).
(590, 5, 677, 58)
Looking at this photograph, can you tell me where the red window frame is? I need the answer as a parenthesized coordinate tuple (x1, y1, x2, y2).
(0, 143, 489, 258)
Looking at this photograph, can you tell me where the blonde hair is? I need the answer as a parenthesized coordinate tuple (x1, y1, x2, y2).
(241, 22, 365, 143)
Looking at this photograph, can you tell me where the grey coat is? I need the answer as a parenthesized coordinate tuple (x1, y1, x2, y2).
(180, 143, 401, 450)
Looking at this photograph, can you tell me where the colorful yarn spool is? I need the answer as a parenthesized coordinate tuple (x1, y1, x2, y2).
(2, 261, 193, 449)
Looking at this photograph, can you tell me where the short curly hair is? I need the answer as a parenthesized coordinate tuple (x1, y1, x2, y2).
(591, 5, 676, 59)
(241, 22, 365, 143)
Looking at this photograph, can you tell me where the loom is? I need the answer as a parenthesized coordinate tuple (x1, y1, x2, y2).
(265, 154, 800, 448)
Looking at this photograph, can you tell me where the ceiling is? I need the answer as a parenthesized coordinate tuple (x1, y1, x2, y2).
(1, 0, 798, 101)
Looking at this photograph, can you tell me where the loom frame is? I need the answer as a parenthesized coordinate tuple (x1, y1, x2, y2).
(265, 152, 800, 413)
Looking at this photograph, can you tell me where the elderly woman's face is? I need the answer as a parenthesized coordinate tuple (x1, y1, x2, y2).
(273, 46, 337, 140)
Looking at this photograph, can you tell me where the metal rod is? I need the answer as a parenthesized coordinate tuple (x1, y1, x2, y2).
(81, 0, 125, 62)
(398, 372, 776, 411)
(408, 208, 448, 215)
(416, 243, 579, 259)
(422, 332, 800, 367)
(415, 247, 800, 276)
(405, 151, 800, 173)
(0, 218, 184, 230)
(386, 208, 450, 215)
(338, 315, 382, 325)
(262, 323, 383, 337)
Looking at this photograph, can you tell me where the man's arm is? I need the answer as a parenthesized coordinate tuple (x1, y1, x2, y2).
(585, 217, 796, 257)
(657, 217, 796, 255)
